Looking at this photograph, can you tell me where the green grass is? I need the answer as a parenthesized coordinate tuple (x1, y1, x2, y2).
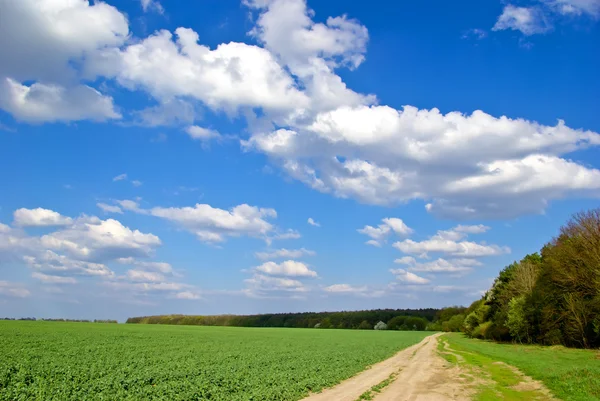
(0, 321, 429, 401)
(444, 333, 600, 401)
(356, 372, 397, 401)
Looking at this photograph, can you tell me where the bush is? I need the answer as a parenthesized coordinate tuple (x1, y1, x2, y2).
(387, 316, 406, 330)
(374, 321, 387, 330)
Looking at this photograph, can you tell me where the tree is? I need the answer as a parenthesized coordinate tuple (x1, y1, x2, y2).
(506, 296, 529, 343)
(387, 316, 406, 330)
(358, 320, 371, 330)
(374, 321, 387, 330)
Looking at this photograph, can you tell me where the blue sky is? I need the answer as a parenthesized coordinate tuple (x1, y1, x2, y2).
(0, 0, 599, 320)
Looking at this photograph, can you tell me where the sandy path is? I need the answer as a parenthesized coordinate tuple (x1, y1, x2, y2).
(302, 333, 471, 401)
(371, 333, 472, 401)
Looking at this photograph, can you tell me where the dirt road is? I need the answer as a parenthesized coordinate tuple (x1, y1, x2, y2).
(302, 333, 472, 401)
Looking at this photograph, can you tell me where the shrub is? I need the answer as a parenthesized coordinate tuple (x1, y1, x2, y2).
(374, 321, 387, 330)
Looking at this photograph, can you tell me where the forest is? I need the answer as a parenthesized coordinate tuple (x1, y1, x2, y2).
(462, 208, 600, 348)
(126, 308, 441, 330)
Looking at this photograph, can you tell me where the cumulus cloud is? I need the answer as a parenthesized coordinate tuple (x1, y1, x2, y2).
(32, 272, 77, 284)
(185, 126, 221, 141)
(97, 203, 123, 214)
(323, 283, 368, 293)
(255, 248, 315, 260)
(390, 268, 430, 284)
(395, 257, 482, 273)
(0, 0, 128, 122)
(126, 269, 165, 283)
(307, 217, 320, 227)
(493, 5, 553, 36)
(358, 217, 413, 246)
(140, 0, 164, 14)
(113, 173, 127, 182)
(393, 225, 509, 258)
(150, 203, 278, 243)
(244, 274, 307, 296)
(0, 79, 120, 123)
(254, 260, 317, 277)
(246, 103, 600, 219)
(14, 208, 73, 227)
(40, 216, 161, 261)
(24, 250, 114, 277)
(174, 291, 201, 300)
(117, 257, 174, 274)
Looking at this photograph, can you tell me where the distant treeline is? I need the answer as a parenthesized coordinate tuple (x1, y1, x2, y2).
(126, 308, 449, 330)
(462, 208, 600, 348)
(0, 318, 117, 323)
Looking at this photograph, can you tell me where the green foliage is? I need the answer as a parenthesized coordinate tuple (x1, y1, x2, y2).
(442, 314, 465, 332)
(126, 308, 438, 330)
(0, 321, 429, 400)
(358, 320, 371, 330)
(506, 296, 529, 343)
(387, 316, 406, 330)
(466, 207, 600, 349)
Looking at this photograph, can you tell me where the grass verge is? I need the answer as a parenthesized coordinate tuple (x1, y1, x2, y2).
(443, 333, 600, 401)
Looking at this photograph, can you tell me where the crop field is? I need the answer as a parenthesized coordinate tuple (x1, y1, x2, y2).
(442, 333, 600, 401)
(0, 321, 429, 400)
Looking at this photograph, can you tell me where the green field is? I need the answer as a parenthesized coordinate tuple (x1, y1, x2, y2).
(442, 333, 600, 401)
(0, 321, 429, 400)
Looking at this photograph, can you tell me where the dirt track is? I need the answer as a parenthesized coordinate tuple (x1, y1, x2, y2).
(302, 333, 472, 401)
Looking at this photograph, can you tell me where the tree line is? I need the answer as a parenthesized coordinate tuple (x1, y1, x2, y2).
(462, 208, 600, 348)
(126, 308, 445, 330)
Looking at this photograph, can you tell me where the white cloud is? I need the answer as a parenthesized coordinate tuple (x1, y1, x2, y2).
(174, 291, 201, 300)
(493, 5, 553, 35)
(126, 269, 165, 283)
(14, 208, 73, 227)
(453, 224, 490, 234)
(542, 0, 600, 17)
(247, 0, 369, 69)
(0, 0, 128, 83)
(117, 257, 173, 274)
(94, 28, 309, 114)
(307, 217, 320, 227)
(24, 250, 114, 277)
(132, 180, 143, 187)
(97, 203, 123, 214)
(0, 79, 120, 123)
(254, 260, 317, 277)
(0, 281, 30, 298)
(358, 217, 413, 246)
(244, 273, 306, 292)
(395, 257, 482, 273)
(185, 126, 221, 141)
(255, 248, 315, 260)
(267, 229, 302, 243)
(140, 0, 164, 14)
(393, 225, 509, 258)
(247, 104, 600, 218)
(40, 216, 161, 262)
(116, 199, 143, 213)
(150, 203, 277, 243)
(390, 269, 430, 284)
(323, 283, 368, 293)
(32, 272, 77, 284)
(113, 173, 127, 182)
(0, 0, 128, 123)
